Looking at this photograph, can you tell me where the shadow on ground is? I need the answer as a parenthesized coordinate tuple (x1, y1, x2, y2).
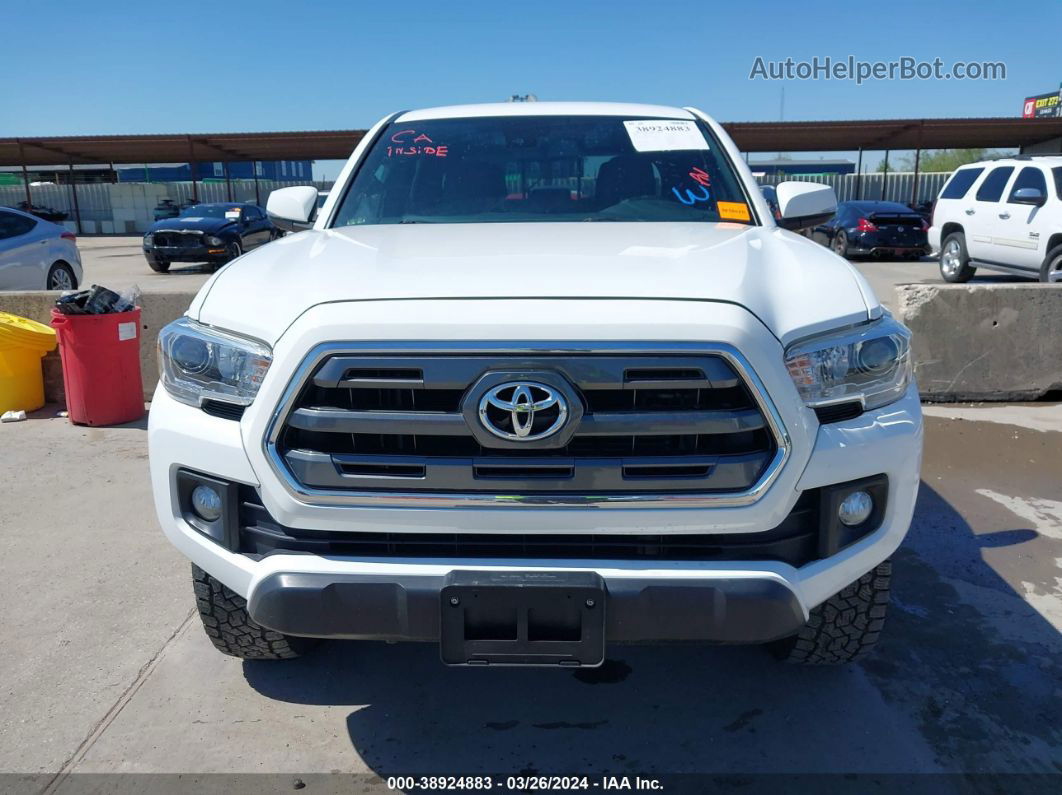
(243, 483, 1061, 776)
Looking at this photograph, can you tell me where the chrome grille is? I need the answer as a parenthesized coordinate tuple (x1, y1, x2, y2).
(153, 231, 202, 248)
(269, 346, 784, 501)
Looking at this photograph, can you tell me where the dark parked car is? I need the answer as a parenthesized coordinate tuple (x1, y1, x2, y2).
(142, 202, 278, 273)
(153, 199, 181, 221)
(17, 201, 68, 223)
(812, 200, 928, 260)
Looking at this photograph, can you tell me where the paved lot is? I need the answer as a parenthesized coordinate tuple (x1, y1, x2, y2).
(77, 237, 1038, 314)
(1, 403, 1060, 787)
(77, 237, 214, 294)
(8, 236, 1058, 788)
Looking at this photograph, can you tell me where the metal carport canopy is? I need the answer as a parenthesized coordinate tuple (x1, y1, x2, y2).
(2, 117, 1062, 165)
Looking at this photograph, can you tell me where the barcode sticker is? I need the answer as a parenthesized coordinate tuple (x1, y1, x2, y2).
(118, 322, 137, 341)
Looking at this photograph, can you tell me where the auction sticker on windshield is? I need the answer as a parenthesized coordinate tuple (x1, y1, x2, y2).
(623, 119, 708, 151)
(717, 201, 751, 221)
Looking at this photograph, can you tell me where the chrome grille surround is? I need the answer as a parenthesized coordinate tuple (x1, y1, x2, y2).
(263, 341, 791, 509)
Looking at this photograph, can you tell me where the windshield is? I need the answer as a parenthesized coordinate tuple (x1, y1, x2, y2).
(330, 115, 756, 226)
(181, 204, 240, 219)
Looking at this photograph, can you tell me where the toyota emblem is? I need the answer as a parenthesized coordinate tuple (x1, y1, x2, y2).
(477, 382, 569, 441)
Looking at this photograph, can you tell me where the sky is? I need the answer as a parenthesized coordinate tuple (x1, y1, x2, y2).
(3, 0, 1059, 178)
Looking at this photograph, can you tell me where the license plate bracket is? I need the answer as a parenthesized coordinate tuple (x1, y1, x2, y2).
(440, 570, 605, 667)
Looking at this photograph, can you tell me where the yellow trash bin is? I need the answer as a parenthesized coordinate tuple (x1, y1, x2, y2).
(0, 312, 58, 415)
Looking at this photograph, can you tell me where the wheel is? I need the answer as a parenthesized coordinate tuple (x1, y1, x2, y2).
(772, 560, 891, 665)
(939, 232, 975, 283)
(192, 564, 316, 660)
(1038, 244, 1062, 283)
(147, 256, 170, 273)
(831, 232, 848, 258)
(46, 261, 77, 290)
(210, 241, 243, 272)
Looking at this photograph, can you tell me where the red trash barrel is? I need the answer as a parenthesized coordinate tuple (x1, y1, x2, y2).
(51, 308, 145, 426)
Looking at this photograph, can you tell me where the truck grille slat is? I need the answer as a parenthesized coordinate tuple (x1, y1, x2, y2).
(274, 352, 779, 495)
(283, 448, 770, 492)
(238, 490, 820, 565)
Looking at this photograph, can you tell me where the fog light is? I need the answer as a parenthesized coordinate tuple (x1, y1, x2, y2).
(191, 484, 223, 522)
(838, 490, 873, 526)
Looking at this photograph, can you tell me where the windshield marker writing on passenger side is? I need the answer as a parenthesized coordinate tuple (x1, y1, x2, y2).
(623, 120, 709, 152)
(672, 185, 711, 205)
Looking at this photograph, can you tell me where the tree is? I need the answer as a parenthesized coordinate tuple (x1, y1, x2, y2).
(875, 148, 1004, 173)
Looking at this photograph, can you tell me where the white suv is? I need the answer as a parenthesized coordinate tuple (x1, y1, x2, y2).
(149, 103, 922, 667)
(929, 155, 1062, 283)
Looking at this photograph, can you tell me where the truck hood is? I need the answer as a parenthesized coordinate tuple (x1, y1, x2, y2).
(192, 222, 878, 346)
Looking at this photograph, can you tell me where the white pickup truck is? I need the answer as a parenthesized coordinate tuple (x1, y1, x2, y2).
(149, 102, 921, 667)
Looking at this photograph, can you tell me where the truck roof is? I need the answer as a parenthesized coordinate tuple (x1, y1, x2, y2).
(397, 101, 697, 122)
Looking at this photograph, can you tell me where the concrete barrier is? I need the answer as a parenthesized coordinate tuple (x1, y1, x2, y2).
(897, 283, 1062, 402)
(0, 291, 192, 404)
(5, 283, 1058, 408)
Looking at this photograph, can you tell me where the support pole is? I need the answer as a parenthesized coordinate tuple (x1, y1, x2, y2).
(855, 147, 863, 200)
(187, 137, 199, 202)
(253, 162, 261, 206)
(17, 140, 32, 209)
(910, 148, 922, 206)
(68, 160, 82, 235)
(224, 161, 233, 202)
(882, 150, 890, 200)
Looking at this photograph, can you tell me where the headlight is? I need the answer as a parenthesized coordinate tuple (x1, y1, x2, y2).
(143, 233, 154, 245)
(784, 317, 911, 410)
(157, 317, 271, 407)
(205, 235, 224, 246)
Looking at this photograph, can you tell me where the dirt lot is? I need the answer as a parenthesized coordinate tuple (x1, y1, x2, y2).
(1, 403, 1059, 790)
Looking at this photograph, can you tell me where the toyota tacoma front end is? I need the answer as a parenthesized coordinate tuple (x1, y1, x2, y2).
(149, 103, 922, 666)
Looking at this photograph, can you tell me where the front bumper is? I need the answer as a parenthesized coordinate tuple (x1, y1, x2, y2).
(150, 381, 922, 642)
(249, 569, 805, 644)
(145, 245, 229, 263)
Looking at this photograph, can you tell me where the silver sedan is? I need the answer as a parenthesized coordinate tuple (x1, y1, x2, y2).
(0, 205, 83, 290)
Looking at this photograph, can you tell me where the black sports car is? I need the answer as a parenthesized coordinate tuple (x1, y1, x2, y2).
(17, 201, 68, 223)
(811, 200, 929, 260)
(142, 203, 277, 272)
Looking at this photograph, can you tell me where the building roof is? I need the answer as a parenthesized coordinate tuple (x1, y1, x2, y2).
(747, 158, 854, 166)
(1, 116, 1060, 166)
(397, 101, 694, 121)
(725, 116, 1062, 152)
(0, 130, 365, 168)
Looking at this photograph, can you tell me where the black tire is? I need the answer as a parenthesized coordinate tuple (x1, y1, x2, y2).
(147, 256, 170, 273)
(773, 560, 891, 665)
(831, 232, 848, 258)
(46, 261, 77, 290)
(1038, 244, 1062, 283)
(192, 564, 316, 660)
(939, 232, 975, 283)
(227, 241, 242, 262)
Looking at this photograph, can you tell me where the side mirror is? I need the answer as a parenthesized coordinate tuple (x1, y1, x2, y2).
(775, 181, 837, 231)
(1011, 187, 1045, 206)
(266, 186, 319, 232)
